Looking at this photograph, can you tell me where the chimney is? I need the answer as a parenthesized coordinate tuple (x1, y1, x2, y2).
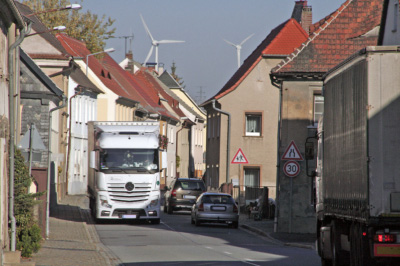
(125, 50, 135, 74)
(291, 0, 312, 34)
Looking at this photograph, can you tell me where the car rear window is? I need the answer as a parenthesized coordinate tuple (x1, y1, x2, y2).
(202, 195, 234, 204)
(176, 180, 205, 191)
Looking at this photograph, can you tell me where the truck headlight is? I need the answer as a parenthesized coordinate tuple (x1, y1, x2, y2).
(100, 196, 112, 208)
(149, 198, 159, 207)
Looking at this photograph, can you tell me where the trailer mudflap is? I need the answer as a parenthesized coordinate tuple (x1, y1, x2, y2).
(374, 244, 400, 257)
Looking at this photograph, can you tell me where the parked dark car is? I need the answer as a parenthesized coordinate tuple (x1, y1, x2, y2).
(164, 178, 206, 214)
(191, 192, 239, 228)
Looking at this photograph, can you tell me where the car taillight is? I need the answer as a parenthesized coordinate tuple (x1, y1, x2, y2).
(374, 234, 396, 243)
(171, 189, 177, 197)
(198, 203, 204, 212)
(233, 204, 238, 213)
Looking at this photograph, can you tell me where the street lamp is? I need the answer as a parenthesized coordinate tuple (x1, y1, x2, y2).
(86, 48, 116, 76)
(26, 25, 66, 37)
(26, 4, 82, 17)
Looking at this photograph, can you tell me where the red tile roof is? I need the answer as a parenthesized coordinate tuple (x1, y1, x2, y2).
(272, 0, 384, 75)
(134, 69, 183, 120)
(56, 33, 138, 103)
(206, 18, 308, 102)
(56, 33, 179, 121)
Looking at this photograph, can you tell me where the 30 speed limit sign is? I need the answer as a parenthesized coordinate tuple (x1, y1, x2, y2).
(283, 160, 300, 177)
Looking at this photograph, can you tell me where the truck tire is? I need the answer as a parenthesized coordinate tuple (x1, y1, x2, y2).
(331, 221, 348, 266)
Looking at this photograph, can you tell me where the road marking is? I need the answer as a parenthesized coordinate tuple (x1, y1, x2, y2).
(224, 251, 232, 255)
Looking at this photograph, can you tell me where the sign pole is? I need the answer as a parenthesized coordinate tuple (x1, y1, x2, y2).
(238, 164, 241, 212)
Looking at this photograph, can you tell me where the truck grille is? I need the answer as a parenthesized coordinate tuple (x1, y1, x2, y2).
(107, 182, 152, 203)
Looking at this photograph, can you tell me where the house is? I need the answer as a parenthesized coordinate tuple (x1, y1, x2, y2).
(18, 48, 65, 237)
(270, 0, 384, 233)
(65, 68, 102, 194)
(158, 71, 207, 182)
(0, 0, 27, 252)
(156, 71, 205, 183)
(200, 0, 310, 195)
(379, 0, 400, 44)
(17, 1, 74, 199)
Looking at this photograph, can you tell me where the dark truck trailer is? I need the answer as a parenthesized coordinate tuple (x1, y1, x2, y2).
(315, 46, 400, 265)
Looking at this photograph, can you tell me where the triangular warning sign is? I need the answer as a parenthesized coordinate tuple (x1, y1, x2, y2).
(231, 148, 249, 164)
(281, 140, 303, 161)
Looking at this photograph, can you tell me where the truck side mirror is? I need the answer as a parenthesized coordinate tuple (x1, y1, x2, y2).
(90, 150, 99, 170)
(305, 141, 314, 160)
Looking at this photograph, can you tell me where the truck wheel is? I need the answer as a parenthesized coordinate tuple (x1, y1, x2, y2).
(331, 221, 348, 266)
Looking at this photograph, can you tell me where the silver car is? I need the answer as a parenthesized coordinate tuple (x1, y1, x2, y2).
(191, 192, 239, 228)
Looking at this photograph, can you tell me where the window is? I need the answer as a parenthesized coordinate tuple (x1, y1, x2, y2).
(244, 168, 260, 188)
(245, 114, 261, 136)
(313, 95, 324, 125)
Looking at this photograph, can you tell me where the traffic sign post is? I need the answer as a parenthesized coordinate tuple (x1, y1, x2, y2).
(231, 148, 248, 212)
(281, 140, 303, 234)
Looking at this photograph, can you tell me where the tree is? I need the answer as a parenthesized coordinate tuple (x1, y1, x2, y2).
(22, 0, 115, 53)
(171, 62, 185, 89)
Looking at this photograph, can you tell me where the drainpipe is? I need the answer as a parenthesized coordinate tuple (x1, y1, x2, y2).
(271, 77, 282, 233)
(211, 100, 231, 185)
(8, 22, 31, 252)
(46, 95, 67, 239)
(65, 90, 83, 194)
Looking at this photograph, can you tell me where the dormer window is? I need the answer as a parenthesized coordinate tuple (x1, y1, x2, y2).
(101, 70, 105, 77)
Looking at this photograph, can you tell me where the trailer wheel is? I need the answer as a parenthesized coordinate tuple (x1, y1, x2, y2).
(331, 221, 348, 266)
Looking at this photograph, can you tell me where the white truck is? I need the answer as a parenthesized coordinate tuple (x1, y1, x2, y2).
(88, 121, 166, 224)
(307, 46, 400, 265)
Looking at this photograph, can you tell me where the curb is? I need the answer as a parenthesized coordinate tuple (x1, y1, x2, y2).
(240, 224, 315, 250)
(78, 203, 123, 265)
(240, 224, 283, 245)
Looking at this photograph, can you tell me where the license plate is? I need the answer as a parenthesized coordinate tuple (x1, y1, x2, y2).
(375, 244, 400, 257)
(211, 206, 226, 211)
(122, 214, 137, 219)
(183, 195, 196, 199)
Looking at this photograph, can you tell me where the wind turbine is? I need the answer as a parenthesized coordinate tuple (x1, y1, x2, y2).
(140, 14, 185, 72)
(224, 33, 254, 69)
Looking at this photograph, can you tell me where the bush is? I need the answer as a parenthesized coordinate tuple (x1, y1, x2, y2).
(12, 148, 43, 257)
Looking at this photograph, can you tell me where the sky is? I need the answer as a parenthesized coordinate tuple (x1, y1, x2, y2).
(82, 0, 344, 103)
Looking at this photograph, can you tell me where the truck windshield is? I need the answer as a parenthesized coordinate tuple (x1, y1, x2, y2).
(100, 149, 159, 173)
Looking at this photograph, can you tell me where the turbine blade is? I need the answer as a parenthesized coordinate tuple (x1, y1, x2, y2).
(223, 39, 237, 48)
(157, 40, 185, 44)
(140, 14, 155, 42)
(144, 45, 154, 64)
(240, 33, 254, 46)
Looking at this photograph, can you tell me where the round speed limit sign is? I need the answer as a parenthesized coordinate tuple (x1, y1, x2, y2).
(283, 160, 300, 177)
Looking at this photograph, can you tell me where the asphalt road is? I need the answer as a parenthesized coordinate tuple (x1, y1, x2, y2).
(94, 210, 321, 266)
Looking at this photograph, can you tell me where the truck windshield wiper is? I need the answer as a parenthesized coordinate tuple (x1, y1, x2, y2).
(137, 167, 153, 174)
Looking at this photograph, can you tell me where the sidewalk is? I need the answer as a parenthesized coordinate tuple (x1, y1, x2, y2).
(29, 195, 315, 266)
(239, 213, 316, 249)
(29, 195, 121, 266)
